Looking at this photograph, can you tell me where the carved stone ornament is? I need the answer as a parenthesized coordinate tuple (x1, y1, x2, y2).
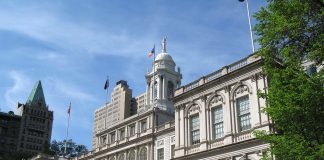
(200, 95, 207, 102)
(211, 96, 223, 105)
(189, 104, 200, 113)
(257, 72, 264, 80)
(235, 85, 248, 96)
(223, 86, 230, 93)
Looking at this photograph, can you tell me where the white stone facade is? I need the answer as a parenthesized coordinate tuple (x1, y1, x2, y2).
(173, 54, 271, 159)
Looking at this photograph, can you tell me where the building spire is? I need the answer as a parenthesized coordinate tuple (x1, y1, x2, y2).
(26, 80, 46, 107)
(161, 36, 167, 53)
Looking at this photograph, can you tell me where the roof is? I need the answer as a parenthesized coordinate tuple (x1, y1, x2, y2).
(155, 52, 174, 62)
(26, 80, 46, 107)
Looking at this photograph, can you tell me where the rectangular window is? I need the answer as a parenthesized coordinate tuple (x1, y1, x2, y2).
(110, 132, 115, 143)
(171, 145, 175, 158)
(212, 106, 224, 139)
(190, 114, 200, 145)
(157, 148, 164, 160)
(237, 96, 251, 131)
(100, 135, 107, 145)
(120, 129, 125, 140)
(129, 124, 136, 136)
(141, 120, 147, 133)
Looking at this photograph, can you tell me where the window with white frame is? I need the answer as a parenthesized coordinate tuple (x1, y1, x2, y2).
(212, 105, 224, 139)
(129, 124, 135, 136)
(141, 120, 147, 133)
(139, 147, 147, 160)
(100, 135, 107, 145)
(157, 148, 164, 160)
(190, 114, 200, 145)
(110, 132, 115, 143)
(119, 128, 125, 140)
(237, 96, 251, 131)
(128, 150, 135, 160)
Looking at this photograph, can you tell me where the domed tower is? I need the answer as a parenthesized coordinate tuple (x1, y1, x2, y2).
(145, 37, 182, 112)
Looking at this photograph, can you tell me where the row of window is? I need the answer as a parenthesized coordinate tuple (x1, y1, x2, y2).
(100, 120, 148, 145)
(190, 96, 251, 145)
(24, 143, 42, 151)
(25, 108, 50, 118)
(108, 147, 147, 160)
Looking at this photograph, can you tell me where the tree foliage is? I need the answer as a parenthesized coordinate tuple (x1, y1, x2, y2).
(254, 0, 324, 159)
(48, 139, 88, 157)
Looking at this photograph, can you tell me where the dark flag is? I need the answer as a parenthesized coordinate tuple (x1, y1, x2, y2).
(239, 0, 244, 2)
(104, 79, 109, 90)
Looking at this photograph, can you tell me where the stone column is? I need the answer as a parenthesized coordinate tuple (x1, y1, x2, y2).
(224, 87, 233, 145)
(199, 96, 208, 151)
(175, 107, 180, 147)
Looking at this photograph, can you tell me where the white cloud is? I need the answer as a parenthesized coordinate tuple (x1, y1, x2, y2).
(4, 70, 32, 111)
(48, 78, 97, 102)
(0, 6, 155, 59)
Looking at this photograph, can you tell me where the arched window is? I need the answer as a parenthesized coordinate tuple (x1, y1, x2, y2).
(211, 105, 224, 139)
(127, 150, 135, 160)
(139, 147, 147, 160)
(167, 81, 174, 100)
(236, 96, 251, 131)
(190, 114, 200, 144)
(118, 153, 125, 160)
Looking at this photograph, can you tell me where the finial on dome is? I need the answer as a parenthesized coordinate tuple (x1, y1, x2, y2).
(161, 36, 167, 53)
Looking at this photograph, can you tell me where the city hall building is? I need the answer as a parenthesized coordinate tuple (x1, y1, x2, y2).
(75, 38, 271, 160)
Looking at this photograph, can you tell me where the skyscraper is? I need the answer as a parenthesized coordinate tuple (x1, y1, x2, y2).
(16, 80, 54, 155)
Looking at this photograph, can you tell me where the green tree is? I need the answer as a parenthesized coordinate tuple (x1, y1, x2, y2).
(49, 139, 88, 157)
(254, 0, 324, 159)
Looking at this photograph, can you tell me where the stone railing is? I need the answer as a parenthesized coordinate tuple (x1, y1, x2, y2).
(210, 137, 224, 149)
(184, 80, 199, 92)
(228, 58, 248, 72)
(234, 130, 254, 142)
(186, 144, 200, 155)
(175, 55, 260, 97)
(205, 70, 222, 82)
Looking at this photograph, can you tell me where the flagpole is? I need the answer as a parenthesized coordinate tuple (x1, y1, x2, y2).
(152, 44, 155, 105)
(244, 0, 255, 53)
(64, 102, 71, 156)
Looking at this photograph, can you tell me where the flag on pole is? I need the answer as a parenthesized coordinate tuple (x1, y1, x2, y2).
(148, 45, 155, 58)
(238, 0, 245, 2)
(67, 104, 71, 114)
(104, 79, 109, 90)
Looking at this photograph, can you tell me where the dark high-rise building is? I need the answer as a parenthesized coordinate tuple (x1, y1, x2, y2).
(15, 80, 54, 155)
(0, 80, 55, 157)
(0, 111, 21, 155)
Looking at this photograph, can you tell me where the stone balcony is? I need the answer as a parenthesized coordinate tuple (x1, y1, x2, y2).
(175, 54, 261, 96)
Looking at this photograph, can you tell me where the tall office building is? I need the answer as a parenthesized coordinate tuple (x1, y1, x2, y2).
(16, 80, 54, 155)
(92, 80, 133, 149)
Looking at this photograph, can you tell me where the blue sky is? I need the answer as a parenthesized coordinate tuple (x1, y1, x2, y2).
(0, 0, 267, 149)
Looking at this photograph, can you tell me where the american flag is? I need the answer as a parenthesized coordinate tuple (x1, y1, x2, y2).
(148, 45, 155, 58)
